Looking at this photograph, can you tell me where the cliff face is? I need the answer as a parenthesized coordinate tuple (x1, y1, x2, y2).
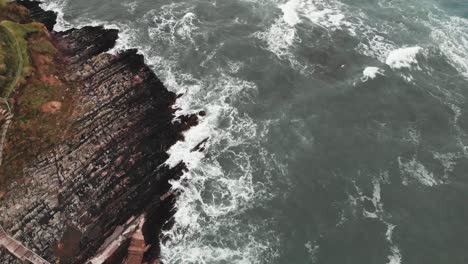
(14, 0, 56, 30)
(0, 2, 198, 263)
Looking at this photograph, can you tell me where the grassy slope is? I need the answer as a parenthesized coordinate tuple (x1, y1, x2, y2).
(0, 21, 42, 97)
(0, 3, 76, 186)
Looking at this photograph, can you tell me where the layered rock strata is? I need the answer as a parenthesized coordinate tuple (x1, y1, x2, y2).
(16, 0, 57, 30)
(0, 3, 198, 263)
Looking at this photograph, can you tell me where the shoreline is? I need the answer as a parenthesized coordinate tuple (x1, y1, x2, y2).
(0, 1, 202, 263)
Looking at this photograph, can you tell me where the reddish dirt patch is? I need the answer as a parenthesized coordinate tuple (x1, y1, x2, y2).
(55, 225, 82, 259)
(40, 75, 61, 86)
(31, 53, 53, 76)
(0, 5, 76, 186)
(34, 53, 53, 65)
(41, 101, 62, 113)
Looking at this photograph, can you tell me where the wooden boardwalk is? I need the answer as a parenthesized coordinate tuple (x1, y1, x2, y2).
(0, 226, 50, 264)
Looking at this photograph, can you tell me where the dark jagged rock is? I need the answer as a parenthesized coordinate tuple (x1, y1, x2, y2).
(56, 26, 119, 63)
(0, 4, 199, 264)
(15, 0, 57, 31)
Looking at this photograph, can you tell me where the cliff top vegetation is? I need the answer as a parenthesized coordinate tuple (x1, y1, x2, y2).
(0, 2, 75, 187)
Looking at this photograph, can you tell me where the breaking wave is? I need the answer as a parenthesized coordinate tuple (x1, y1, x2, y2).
(361, 66, 384, 82)
(36, 0, 468, 263)
(350, 175, 403, 264)
(385, 47, 422, 70)
(429, 11, 468, 79)
(40, 0, 286, 262)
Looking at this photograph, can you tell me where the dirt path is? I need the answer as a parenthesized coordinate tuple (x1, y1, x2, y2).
(0, 98, 11, 167)
(0, 114, 12, 167)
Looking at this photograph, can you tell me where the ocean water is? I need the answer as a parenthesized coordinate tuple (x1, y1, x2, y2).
(39, 0, 468, 263)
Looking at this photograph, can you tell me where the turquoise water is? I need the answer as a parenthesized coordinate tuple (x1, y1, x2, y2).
(41, 0, 468, 263)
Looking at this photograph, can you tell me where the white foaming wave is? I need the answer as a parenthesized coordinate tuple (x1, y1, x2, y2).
(163, 218, 280, 263)
(305, 240, 320, 263)
(48, 15, 143, 57)
(165, 74, 257, 168)
(40, 0, 145, 56)
(351, 4, 466, 77)
(39, 0, 71, 31)
(178, 12, 198, 41)
(293, 0, 397, 63)
(359, 178, 383, 219)
(354, 175, 402, 264)
(112, 29, 281, 262)
(161, 69, 282, 263)
(433, 152, 459, 180)
(159, 65, 284, 263)
(280, 0, 352, 30)
(397, 156, 440, 186)
(254, 17, 298, 61)
(122, 1, 138, 14)
(226, 60, 243, 74)
(142, 21, 283, 262)
(255, 0, 399, 72)
(274, 0, 348, 43)
(109, 23, 147, 55)
(145, 4, 199, 47)
(386, 224, 402, 264)
(38, 1, 282, 261)
(361, 66, 384, 82)
(300, 0, 397, 63)
(300, 1, 397, 62)
(385, 46, 422, 69)
(279, 0, 301, 26)
(429, 13, 468, 79)
(254, 0, 351, 70)
(299, 0, 350, 30)
(356, 34, 396, 63)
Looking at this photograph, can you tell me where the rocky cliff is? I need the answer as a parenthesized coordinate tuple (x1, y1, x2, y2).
(0, 1, 199, 263)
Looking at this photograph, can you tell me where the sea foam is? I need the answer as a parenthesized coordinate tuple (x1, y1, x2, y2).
(398, 157, 439, 186)
(430, 13, 468, 79)
(361, 67, 384, 82)
(39, 0, 71, 31)
(279, 0, 301, 26)
(385, 47, 422, 69)
(347, 176, 403, 264)
(37, 1, 282, 262)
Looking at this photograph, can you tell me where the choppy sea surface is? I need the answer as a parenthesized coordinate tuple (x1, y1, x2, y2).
(39, 0, 468, 263)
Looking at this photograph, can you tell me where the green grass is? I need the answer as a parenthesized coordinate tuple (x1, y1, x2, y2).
(0, 21, 42, 97)
(31, 39, 56, 55)
(0, 2, 30, 23)
(0, 39, 7, 76)
(0, 1, 74, 185)
(0, 27, 18, 96)
(20, 82, 58, 112)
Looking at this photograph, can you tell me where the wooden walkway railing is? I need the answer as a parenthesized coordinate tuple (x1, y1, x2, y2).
(0, 225, 50, 264)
